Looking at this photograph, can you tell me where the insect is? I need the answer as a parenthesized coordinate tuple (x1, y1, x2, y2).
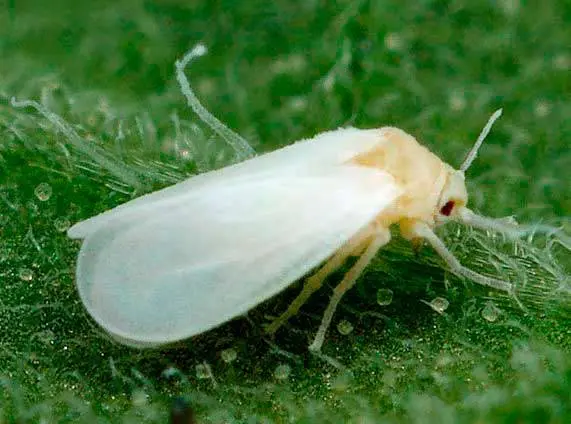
(67, 47, 530, 352)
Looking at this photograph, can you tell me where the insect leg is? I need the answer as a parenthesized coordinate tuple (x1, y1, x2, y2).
(410, 221, 517, 294)
(309, 228, 391, 352)
(265, 224, 376, 335)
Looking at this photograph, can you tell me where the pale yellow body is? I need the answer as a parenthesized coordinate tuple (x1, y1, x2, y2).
(266, 127, 474, 351)
(350, 127, 467, 233)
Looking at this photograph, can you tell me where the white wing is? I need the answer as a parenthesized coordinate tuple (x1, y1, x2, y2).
(68, 127, 389, 239)
(75, 165, 400, 346)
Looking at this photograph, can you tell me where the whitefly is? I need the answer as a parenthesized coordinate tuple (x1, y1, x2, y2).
(57, 45, 564, 352)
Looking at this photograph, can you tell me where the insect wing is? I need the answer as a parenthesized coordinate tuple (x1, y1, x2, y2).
(68, 128, 387, 239)
(76, 166, 399, 346)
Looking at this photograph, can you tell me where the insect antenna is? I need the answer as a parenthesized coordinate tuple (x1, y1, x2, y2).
(175, 44, 256, 160)
(458, 208, 569, 242)
(460, 108, 503, 172)
(457, 110, 569, 242)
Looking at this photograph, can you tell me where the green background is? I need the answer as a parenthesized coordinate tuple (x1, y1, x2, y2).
(1, 1, 569, 422)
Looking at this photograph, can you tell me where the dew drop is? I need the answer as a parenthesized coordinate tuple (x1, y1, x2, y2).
(448, 91, 466, 111)
(195, 363, 212, 380)
(337, 319, 354, 336)
(384, 32, 404, 51)
(220, 348, 237, 364)
(178, 148, 191, 160)
(481, 301, 501, 322)
(331, 372, 353, 392)
(287, 96, 307, 112)
(161, 366, 182, 380)
(18, 268, 33, 282)
(534, 100, 551, 117)
(499, 0, 520, 17)
(376, 288, 393, 306)
(34, 183, 53, 201)
(274, 364, 291, 380)
(423, 297, 449, 314)
(553, 53, 571, 70)
(35, 330, 55, 345)
(131, 390, 148, 407)
(54, 217, 70, 232)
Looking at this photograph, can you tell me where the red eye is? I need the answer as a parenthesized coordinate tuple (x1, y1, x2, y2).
(440, 200, 455, 216)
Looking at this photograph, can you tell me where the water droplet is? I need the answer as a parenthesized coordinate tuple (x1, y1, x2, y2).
(337, 319, 354, 335)
(553, 53, 571, 70)
(178, 148, 191, 160)
(384, 32, 404, 51)
(131, 390, 148, 407)
(481, 301, 501, 322)
(273, 364, 291, 380)
(499, 0, 520, 17)
(534, 100, 551, 117)
(34, 183, 52, 201)
(448, 91, 466, 111)
(270, 54, 306, 74)
(18, 268, 33, 282)
(54, 217, 70, 232)
(162, 366, 182, 380)
(220, 348, 237, 363)
(423, 297, 449, 314)
(35, 330, 55, 345)
(195, 363, 212, 380)
(376, 288, 393, 306)
(331, 372, 353, 392)
(287, 96, 307, 112)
